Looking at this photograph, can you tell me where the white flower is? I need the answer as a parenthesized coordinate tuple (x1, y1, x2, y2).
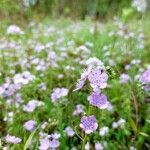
(86, 57, 105, 70)
(95, 142, 103, 150)
(7, 25, 24, 35)
(99, 126, 109, 136)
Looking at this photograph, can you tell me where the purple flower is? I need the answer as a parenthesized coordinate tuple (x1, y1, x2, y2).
(23, 100, 44, 112)
(99, 126, 109, 136)
(139, 68, 150, 91)
(74, 78, 87, 91)
(88, 68, 108, 91)
(7, 25, 24, 35)
(140, 68, 150, 84)
(74, 69, 89, 91)
(39, 133, 60, 150)
(64, 126, 75, 137)
(49, 138, 60, 149)
(112, 118, 126, 128)
(95, 142, 103, 150)
(120, 73, 130, 83)
(48, 133, 60, 149)
(24, 120, 36, 131)
(86, 57, 105, 70)
(13, 71, 35, 85)
(39, 138, 50, 150)
(88, 92, 109, 109)
(80, 115, 98, 134)
(144, 85, 150, 91)
(72, 104, 84, 115)
(5, 134, 22, 144)
(51, 88, 69, 103)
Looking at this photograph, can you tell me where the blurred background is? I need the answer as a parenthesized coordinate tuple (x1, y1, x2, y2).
(0, 0, 150, 23)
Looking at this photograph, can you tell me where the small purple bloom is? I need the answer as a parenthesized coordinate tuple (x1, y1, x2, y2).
(39, 133, 60, 150)
(51, 88, 68, 103)
(88, 68, 108, 91)
(88, 92, 109, 109)
(39, 138, 50, 150)
(120, 73, 130, 83)
(5, 134, 22, 144)
(99, 126, 109, 136)
(23, 100, 44, 112)
(144, 85, 150, 91)
(140, 68, 150, 84)
(48, 133, 60, 149)
(80, 115, 98, 134)
(95, 142, 103, 150)
(24, 120, 36, 131)
(49, 138, 60, 149)
(74, 69, 89, 91)
(139, 68, 150, 91)
(64, 126, 75, 137)
(73, 104, 84, 115)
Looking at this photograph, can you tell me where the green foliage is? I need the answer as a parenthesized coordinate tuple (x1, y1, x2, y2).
(0, 0, 134, 20)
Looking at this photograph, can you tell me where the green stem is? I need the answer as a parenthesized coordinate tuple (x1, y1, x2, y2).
(81, 134, 87, 150)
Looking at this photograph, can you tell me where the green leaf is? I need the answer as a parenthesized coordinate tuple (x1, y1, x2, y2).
(129, 118, 137, 134)
(139, 132, 149, 137)
(146, 119, 150, 124)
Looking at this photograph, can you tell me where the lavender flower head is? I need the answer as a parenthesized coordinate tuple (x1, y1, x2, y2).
(64, 126, 75, 137)
(95, 142, 104, 150)
(75, 68, 108, 91)
(80, 115, 98, 134)
(23, 100, 44, 112)
(51, 88, 69, 103)
(7, 25, 24, 35)
(74, 69, 90, 91)
(24, 120, 36, 131)
(86, 57, 105, 70)
(39, 138, 50, 150)
(72, 104, 84, 115)
(74, 57, 108, 91)
(120, 73, 131, 83)
(39, 133, 60, 150)
(88, 68, 108, 91)
(139, 68, 150, 91)
(140, 68, 150, 84)
(99, 126, 109, 136)
(13, 71, 35, 85)
(5, 134, 22, 144)
(88, 92, 109, 109)
(112, 118, 126, 128)
(48, 133, 60, 149)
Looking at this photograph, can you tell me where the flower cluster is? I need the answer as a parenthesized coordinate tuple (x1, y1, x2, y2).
(75, 57, 108, 92)
(74, 57, 111, 136)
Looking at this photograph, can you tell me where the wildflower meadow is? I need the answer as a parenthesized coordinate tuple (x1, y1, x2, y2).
(0, 0, 150, 150)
